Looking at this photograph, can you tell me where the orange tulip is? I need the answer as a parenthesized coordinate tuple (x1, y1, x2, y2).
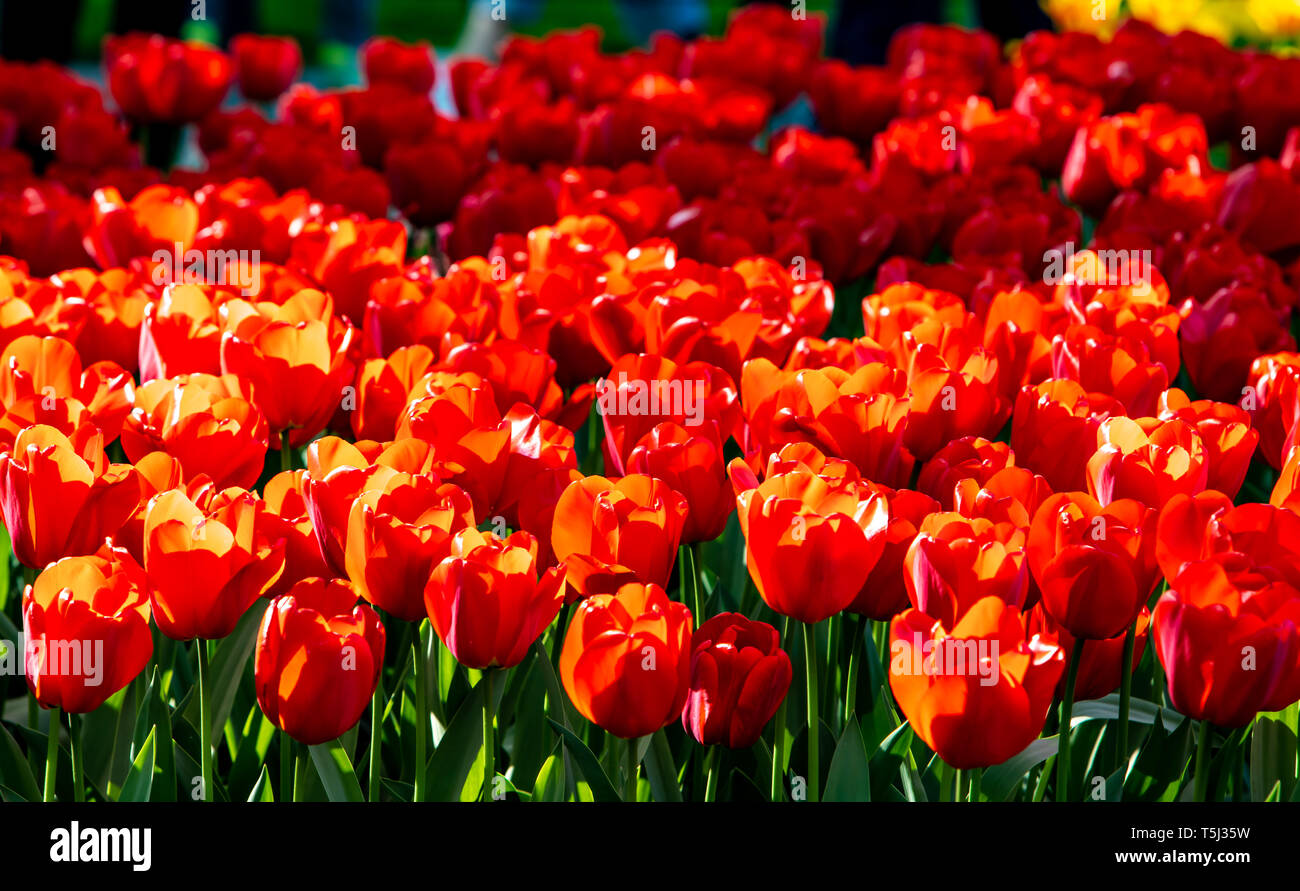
(138, 284, 224, 381)
(1028, 492, 1158, 640)
(890, 596, 1065, 768)
(1010, 379, 1123, 493)
(903, 335, 1009, 462)
(1157, 389, 1258, 499)
(904, 510, 1030, 629)
(302, 436, 437, 575)
(1155, 492, 1300, 590)
(23, 543, 153, 713)
(559, 581, 693, 739)
(261, 470, 333, 597)
(1086, 415, 1208, 507)
(0, 334, 134, 443)
(1153, 558, 1300, 726)
(425, 528, 565, 669)
(219, 288, 356, 447)
(917, 436, 1013, 509)
(740, 358, 913, 488)
(597, 353, 740, 475)
(0, 424, 140, 569)
(626, 422, 733, 543)
(121, 373, 268, 489)
(551, 474, 689, 597)
(143, 486, 286, 640)
(255, 577, 385, 745)
(729, 446, 889, 623)
(344, 466, 475, 622)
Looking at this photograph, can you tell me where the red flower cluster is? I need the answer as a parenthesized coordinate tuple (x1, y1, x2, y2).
(1, 9, 1298, 793)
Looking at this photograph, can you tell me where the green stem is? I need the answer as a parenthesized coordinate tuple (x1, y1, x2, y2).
(704, 747, 720, 802)
(968, 767, 981, 802)
(691, 541, 702, 619)
(770, 695, 787, 801)
(367, 676, 384, 802)
(1117, 621, 1136, 773)
(1193, 720, 1212, 802)
(70, 712, 84, 802)
(1056, 637, 1085, 802)
(953, 768, 963, 803)
(624, 737, 638, 802)
(679, 545, 701, 625)
(873, 619, 889, 673)
(771, 616, 789, 802)
(293, 742, 309, 802)
(197, 639, 213, 803)
(481, 668, 496, 801)
(413, 625, 428, 802)
(280, 731, 293, 802)
(43, 705, 59, 802)
(280, 429, 293, 473)
(844, 615, 863, 725)
(803, 621, 820, 803)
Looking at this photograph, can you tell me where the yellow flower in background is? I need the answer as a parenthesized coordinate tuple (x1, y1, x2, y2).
(1043, 0, 1300, 43)
(1042, 0, 1123, 35)
(1249, 0, 1300, 37)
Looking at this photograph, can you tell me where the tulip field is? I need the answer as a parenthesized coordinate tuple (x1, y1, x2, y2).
(1, 4, 1299, 812)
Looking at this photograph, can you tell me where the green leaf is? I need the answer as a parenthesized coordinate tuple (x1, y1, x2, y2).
(131, 666, 175, 801)
(119, 727, 156, 802)
(182, 610, 261, 741)
(228, 708, 276, 802)
(981, 736, 1058, 802)
(643, 729, 682, 802)
(546, 718, 620, 802)
(824, 716, 871, 802)
(1073, 694, 1186, 732)
(426, 674, 493, 802)
(247, 766, 274, 802)
(1251, 704, 1298, 802)
(532, 751, 566, 802)
(83, 684, 131, 795)
(503, 655, 550, 790)
(0, 721, 41, 802)
(868, 721, 915, 802)
(1125, 715, 1193, 802)
(380, 778, 412, 802)
(309, 738, 365, 802)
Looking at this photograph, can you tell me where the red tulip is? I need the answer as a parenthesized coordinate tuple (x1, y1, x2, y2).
(23, 543, 153, 712)
(559, 581, 693, 739)
(230, 34, 301, 103)
(729, 446, 889, 623)
(106, 34, 232, 124)
(143, 486, 286, 640)
(890, 596, 1065, 769)
(1028, 492, 1158, 640)
(0, 423, 140, 569)
(255, 577, 385, 745)
(682, 612, 792, 748)
(1153, 559, 1300, 726)
(425, 528, 565, 670)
